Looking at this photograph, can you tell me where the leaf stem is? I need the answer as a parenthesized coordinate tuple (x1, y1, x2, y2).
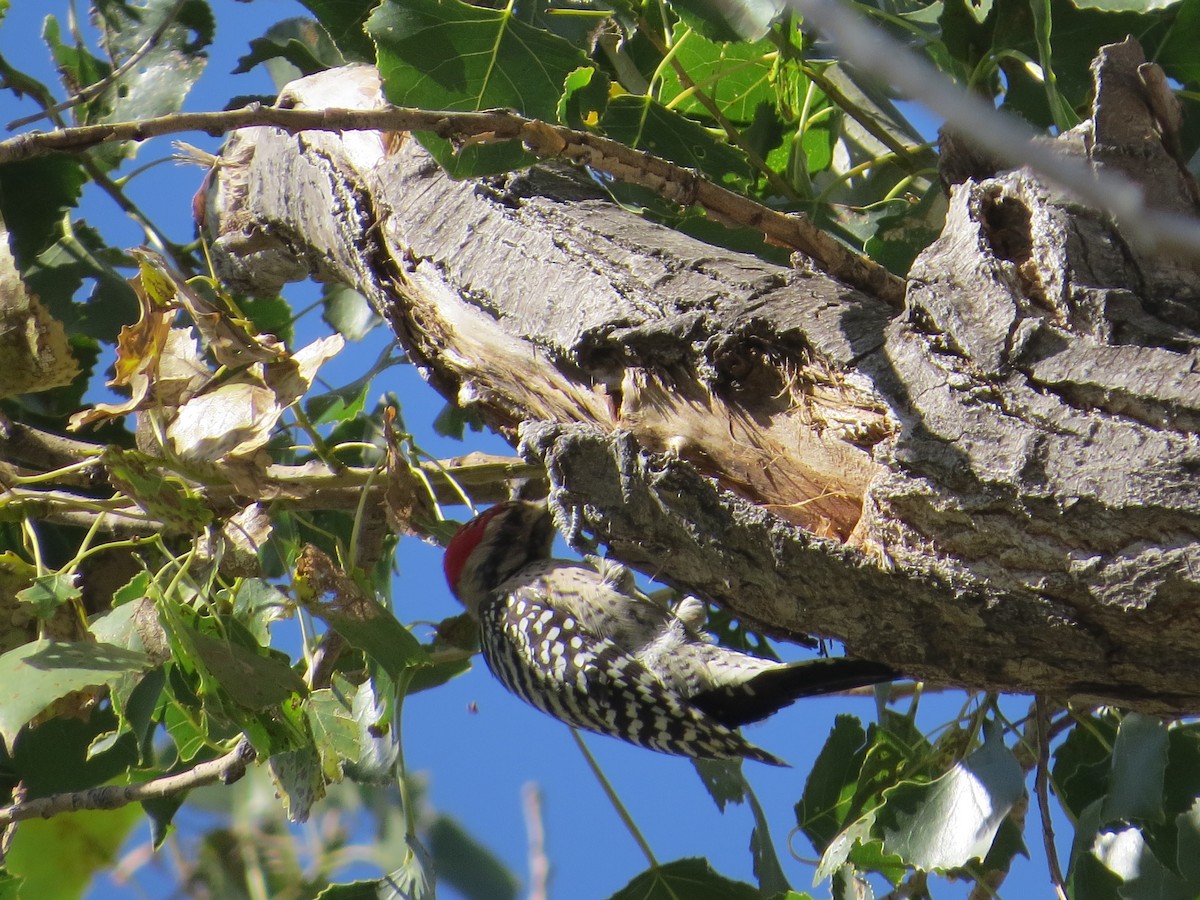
(571, 729, 658, 868)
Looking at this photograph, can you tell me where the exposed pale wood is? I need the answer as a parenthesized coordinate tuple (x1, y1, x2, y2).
(206, 41, 1200, 713)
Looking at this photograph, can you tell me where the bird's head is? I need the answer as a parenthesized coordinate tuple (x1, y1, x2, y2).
(443, 500, 556, 613)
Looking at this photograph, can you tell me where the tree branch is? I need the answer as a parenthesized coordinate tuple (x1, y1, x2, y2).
(0, 102, 903, 306)
(0, 737, 256, 828)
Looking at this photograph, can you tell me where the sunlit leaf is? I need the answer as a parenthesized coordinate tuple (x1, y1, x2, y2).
(874, 723, 1025, 871)
(16, 573, 80, 620)
(658, 27, 776, 123)
(322, 283, 381, 342)
(0, 640, 151, 751)
(1092, 826, 1190, 898)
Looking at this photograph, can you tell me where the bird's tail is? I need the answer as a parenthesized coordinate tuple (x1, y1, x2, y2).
(689, 658, 897, 728)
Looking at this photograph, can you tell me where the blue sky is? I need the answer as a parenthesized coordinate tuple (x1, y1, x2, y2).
(0, 2, 1062, 897)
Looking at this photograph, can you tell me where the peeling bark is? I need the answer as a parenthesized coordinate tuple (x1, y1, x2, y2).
(205, 38, 1200, 713)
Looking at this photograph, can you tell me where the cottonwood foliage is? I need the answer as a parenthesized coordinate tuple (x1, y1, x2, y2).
(0, 0, 1198, 897)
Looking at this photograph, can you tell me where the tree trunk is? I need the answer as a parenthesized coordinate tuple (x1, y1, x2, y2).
(203, 37, 1200, 714)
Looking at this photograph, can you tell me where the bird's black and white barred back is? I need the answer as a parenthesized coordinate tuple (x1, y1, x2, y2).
(444, 500, 897, 765)
(478, 579, 787, 765)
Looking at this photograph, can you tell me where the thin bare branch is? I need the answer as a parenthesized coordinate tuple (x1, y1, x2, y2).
(1035, 698, 1070, 900)
(0, 104, 905, 306)
(0, 737, 255, 828)
(522, 782, 549, 900)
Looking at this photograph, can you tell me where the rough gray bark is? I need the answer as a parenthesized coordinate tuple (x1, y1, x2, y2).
(205, 39, 1200, 713)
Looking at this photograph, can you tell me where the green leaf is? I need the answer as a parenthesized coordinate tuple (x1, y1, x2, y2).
(406, 652, 471, 694)
(299, 0, 378, 62)
(306, 343, 400, 426)
(369, 0, 588, 119)
(429, 814, 521, 900)
(658, 27, 776, 123)
(796, 715, 869, 851)
(233, 17, 346, 84)
(874, 723, 1025, 871)
(297, 590, 428, 681)
(369, 0, 591, 175)
(99, 0, 211, 122)
(41, 15, 110, 122)
(0, 640, 151, 751)
(1092, 826, 1192, 898)
(239, 294, 295, 348)
(692, 757, 747, 812)
(432, 399, 485, 439)
(143, 792, 186, 849)
(5, 804, 142, 898)
(345, 676, 400, 781)
(186, 628, 307, 710)
(670, 0, 783, 42)
(0, 872, 20, 899)
(381, 834, 436, 900)
(112, 570, 151, 607)
(22, 221, 138, 344)
(607, 858, 760, 900)
(306, 379, 370, 425)
(558, 65, 609, 131)
(1176, 800, 1200, 887)
(0, 157, 87, 270)
(230, 579, 291, 645)
(269, 745, 326, 822)
(308, 686, 362, 780)
(748, 788, 791, 896)
(864, 186, 948, 277)
(316, 883, 381, 899)
(1158, 0, 1200, 86)
(322, 283, 382, 342)
(602, 95, 754, 188)
(1054, 712, 1119, 819)
(1069, 0, 1181, 10)
(16, 573, 81, 620)
(1103, 713, 1169, 824)
(1165, 725, 1200, 821)
(844, 837, 908, 885)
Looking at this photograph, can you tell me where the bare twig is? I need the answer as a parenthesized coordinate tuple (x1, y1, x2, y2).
(522, 782, 549, 900)
(1035, 698, 1070, 900)
(0, 737, 256, 827)
(0, 104, 905, 306)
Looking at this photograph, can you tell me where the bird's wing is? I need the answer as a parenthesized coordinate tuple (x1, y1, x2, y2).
(478, 586, 784, 765)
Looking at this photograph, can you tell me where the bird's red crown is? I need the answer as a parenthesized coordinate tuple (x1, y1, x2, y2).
(442, 503, 513, 597)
